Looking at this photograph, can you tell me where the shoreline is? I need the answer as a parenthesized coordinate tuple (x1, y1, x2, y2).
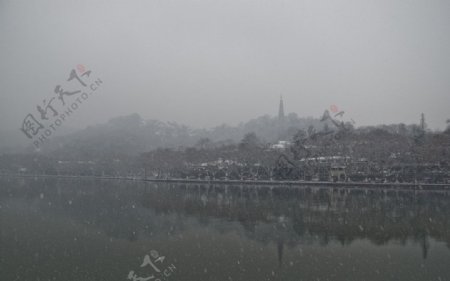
(2, 173, 450, 190)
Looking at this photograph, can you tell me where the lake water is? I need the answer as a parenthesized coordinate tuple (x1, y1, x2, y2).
(1, 177, 449, 281)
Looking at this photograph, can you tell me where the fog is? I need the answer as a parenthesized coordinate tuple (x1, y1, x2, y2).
(2, 3, 450, 279)
(1, 0, 449, 140)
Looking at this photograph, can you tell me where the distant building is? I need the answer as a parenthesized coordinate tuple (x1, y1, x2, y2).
(270, 140, 291, 150)
(330, 165, 347, 182)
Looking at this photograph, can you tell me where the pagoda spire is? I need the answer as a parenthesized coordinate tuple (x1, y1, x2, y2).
(277, 95, 286, 140)
(278, 95, 285, 120)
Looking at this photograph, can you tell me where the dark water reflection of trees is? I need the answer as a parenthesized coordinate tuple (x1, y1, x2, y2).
(1, 177, 449, 261)
(141, 184, 450, 258)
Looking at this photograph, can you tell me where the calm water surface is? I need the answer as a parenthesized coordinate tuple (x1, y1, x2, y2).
(1, 177, 450, 281)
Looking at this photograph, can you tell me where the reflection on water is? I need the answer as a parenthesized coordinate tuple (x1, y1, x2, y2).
(1, 177, 450, 281)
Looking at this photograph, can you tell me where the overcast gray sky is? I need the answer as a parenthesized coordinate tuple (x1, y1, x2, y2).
(1, 0, 449, 136)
